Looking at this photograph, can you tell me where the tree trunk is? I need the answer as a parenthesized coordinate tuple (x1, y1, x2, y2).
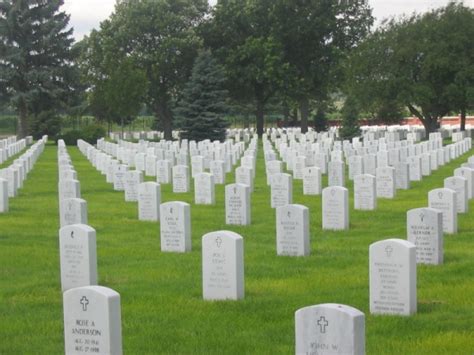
(460, 107, 466, 132)
(282, 103, 290, 127)
(256, 98, 264, 138)
(407, 104, 439, 137)
(420, 117, 439, 136)
(17, 99, 29, 139)
(299, 97, 309, 134)
(155, 102, 173, 141)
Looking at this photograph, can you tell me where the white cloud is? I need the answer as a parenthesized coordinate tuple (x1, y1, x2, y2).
(61, 0, 116, 41)
(61, 0, 473, 42)
(370, 0, 473, 25)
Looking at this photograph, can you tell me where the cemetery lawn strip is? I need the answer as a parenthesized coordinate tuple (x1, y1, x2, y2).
(0, 141, 473, 354)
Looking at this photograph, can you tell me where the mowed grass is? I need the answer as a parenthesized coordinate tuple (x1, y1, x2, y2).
(1, 141, 474, 354)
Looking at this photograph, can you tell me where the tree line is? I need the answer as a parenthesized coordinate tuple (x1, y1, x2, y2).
(1, 0, 473, 140)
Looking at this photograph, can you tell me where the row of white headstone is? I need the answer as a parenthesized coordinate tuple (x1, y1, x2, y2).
(77, 137, 257, 217)
(265, 128, 471, 190)
(0, 135, 33, 163)
(0, 136, 46, 213)
(77, 137, 253, 205)
(58, 140, 88, 228)
(56, 141, 121, 354)
(262, 129, 472, 228)
(95, 136, 246, 178)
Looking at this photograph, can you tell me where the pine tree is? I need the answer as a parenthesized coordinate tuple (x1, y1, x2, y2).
(175, 51, 229, 142)
(339, 96, 361, 139)
(0, 0, 74, 138)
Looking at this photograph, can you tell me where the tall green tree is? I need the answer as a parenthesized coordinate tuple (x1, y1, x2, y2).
(79, 25, 147, 132)
(272, 0, 373, 133)
(339, 95, 360, 139)
(439, 3, 474, 131)
(201, 0, 289, 138)
(347, 3, 474, 135)
(98, 0, 207, 140)
(175, 51, 229, 142)
(0, 0, 74, 138)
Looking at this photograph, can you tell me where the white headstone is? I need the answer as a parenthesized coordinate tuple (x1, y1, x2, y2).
(156, 160, 172, 184)
(160, 201, 191, 252)
(63, 286, 122, 355)
(145, 154, 157, 176)
(407, 208, 443, 265)
(376, 166, 396, 199)
(444, 176, 468, 213)
(266, 160, 283, 185)
(293, 155, 306, 180)
(363, 154, 377, 176)
(348, 155, 364, 180)
(59, 179, 81, 202)
(428, 188, 457, 234)
(369, 238, 417, 316)
(276, 204, 310, 256)
(407, 156, 422, 182)
(194, 172, 215, 205)
(210, 160, 226, 184)
(0, 178, 8, 213)
(202, 231, 244, 300)
(235, 166, 254, 192)
(394, 162, 410, 190)
(328, 160, 345, 187)
(225, 183, 251, 225)
(295, 303, 365, 355)
(191, 155, 204, 177)
(113, 164, 128, 191)
(322, 186, 349, 230)
(135, 153, 146, 171)
(271, 173, 293, 208)
(354, 174, 376, 210)
(172, 165, 190, 193)
(302, 167, 322, 195)
(59, 224, 97, 291)
(61, 198, 88, 227)
(421, 154, 431, 176)
(124, 170, 143, 202)
(454, 167, 474, 199)
(138, 182, 161, 221)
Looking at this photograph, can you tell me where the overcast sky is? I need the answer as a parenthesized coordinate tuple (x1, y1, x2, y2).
(62, 0, 474, 42)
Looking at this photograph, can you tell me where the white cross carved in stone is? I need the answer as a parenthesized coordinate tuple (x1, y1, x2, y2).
(317, 316, 329, 333)
(80, 296, 89, 311)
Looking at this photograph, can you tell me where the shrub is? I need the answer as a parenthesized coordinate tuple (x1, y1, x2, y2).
(31, 111, 61, 140)
(57, 124, 106, 146)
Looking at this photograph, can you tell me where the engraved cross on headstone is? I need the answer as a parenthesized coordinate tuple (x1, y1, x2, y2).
(385, 245, 393, 257)
(80, 296, 89, 311)
(317, 316, 329, 333)
(215, 237, 222, 248)
(419, 213, 425, 222)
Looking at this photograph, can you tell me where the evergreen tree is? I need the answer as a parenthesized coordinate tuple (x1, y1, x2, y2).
(313, 104, 328, 133)
(339, 96, 360, 140)
(175, 51, 229, 142)
(0, 0, 74, 138)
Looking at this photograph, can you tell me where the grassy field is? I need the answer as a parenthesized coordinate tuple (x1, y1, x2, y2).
(0, 141, 473, 354)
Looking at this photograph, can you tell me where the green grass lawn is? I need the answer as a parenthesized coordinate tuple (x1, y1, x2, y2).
(1, 141, 473, 354)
